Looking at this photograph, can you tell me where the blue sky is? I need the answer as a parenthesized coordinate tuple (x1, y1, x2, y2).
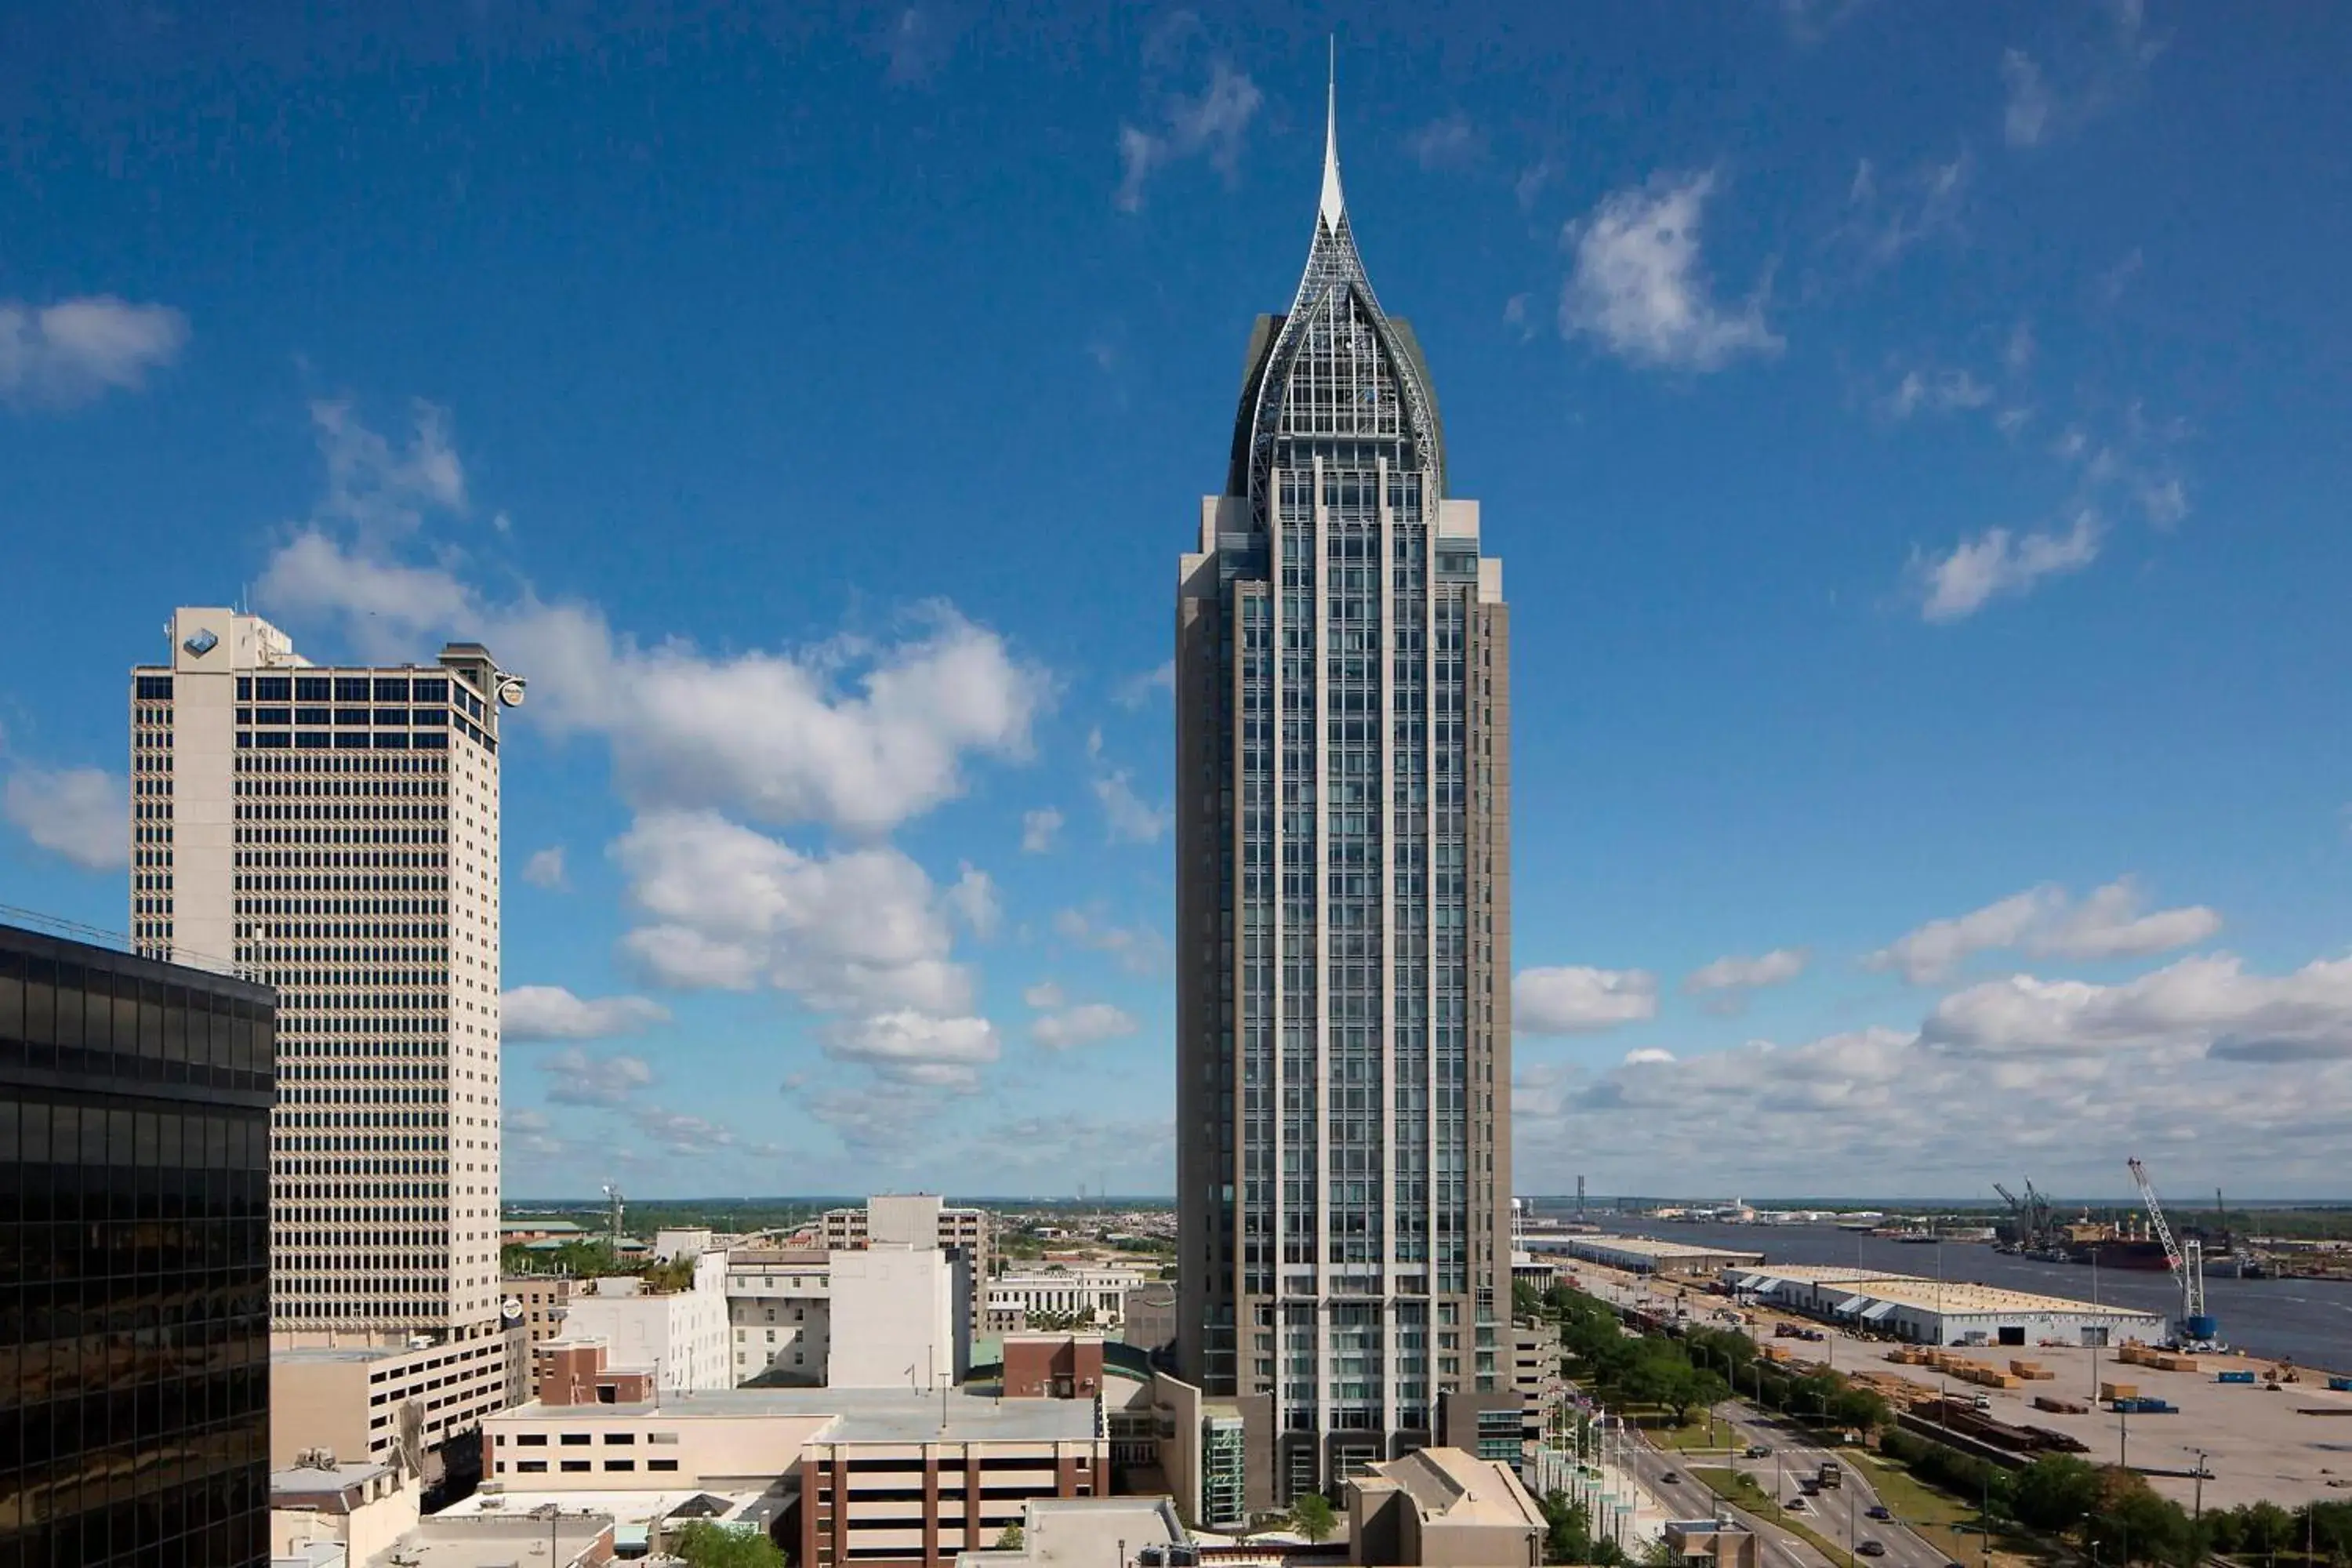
(5, 1, 2351, 1199)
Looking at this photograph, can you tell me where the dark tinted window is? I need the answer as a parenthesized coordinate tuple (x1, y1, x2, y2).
(374, 677, 411, 701)
(335, 677, 371, 700)
(254, 677, 292, 700)
(295, 677, 332, 700)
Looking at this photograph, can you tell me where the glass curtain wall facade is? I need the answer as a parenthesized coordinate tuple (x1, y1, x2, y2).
(1175, 101, 1513, 1501)
(0, 923, 275, 1568)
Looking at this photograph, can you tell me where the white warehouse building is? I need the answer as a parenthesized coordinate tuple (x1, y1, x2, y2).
(1724, 1265, 2166, 1348)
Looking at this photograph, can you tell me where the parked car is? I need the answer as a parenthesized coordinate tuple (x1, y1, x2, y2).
(1858, 1543, 1887, 1557)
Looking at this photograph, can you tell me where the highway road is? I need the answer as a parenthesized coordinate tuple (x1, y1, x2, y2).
(1610, 1424, 1837, 1568)
(1613, 1400, 1968, 1568)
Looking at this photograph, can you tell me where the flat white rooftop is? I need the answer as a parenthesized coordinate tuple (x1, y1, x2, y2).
(492, 1385, 1100, 1444)
(1733, 1265, 2165, 1321)
(1563, 1235, 1767, 1260)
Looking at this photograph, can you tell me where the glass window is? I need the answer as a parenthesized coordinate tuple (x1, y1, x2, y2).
(256, 707, 292, 725)
(412, 677, 449, 700)
(335, 677, 372, 701)
(237, 677, 252, 699)
(255, 677, 292, 700)
(136, 674, 174, 699)
(374, 677, 411, 701)
(296, 677, 332, 700)
(296, 706, 330, 725)
(373, 708, 409, 727)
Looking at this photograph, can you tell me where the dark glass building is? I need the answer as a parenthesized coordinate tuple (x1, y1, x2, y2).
(0, 923, 274, 1568)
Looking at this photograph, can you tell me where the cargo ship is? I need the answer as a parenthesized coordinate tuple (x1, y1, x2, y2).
(2083, 1237, 2172, 1270)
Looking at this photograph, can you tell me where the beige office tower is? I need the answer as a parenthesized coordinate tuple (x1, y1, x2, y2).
(1174, 89, 1515, 1507)
(132, 609, 523, 1444)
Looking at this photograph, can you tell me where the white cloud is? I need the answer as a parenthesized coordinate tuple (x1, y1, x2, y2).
(1515, 1009, 2352, 1194)
(540, 1047, 655, 1107)
(1515, 158, 1557, 214)
(1867, 877, 2220, 984)
(2001, 2, 2165, 152)
(4, 765, 129, 870)
(1116, 59, 1262, 213)
(1021, 807, 1064, 855)
(505, 1105, 573, 1162)
(1559, 171, 1782, 372)
(824, 1011, 1000, 1090)
(1912, 510, 2102, 622)
(1867, 887, 2066, 984)
(2004, 321, 2037, 375)
(615, 809, 975, 1015)
(946, 862, 1000, 939)
(1053, 906, 1170, 976)
(1622, 1047, 1677, 1065)
(1838, 153, 1969, 270)
(1033, 1001, 1141, 1051)
(2002, 49, 2053, 147)
(503, 985, 670, 1041)
(1515, 966, 1661, 1035)
(522, 846, 568, 889)
(261, 405, 1052, 833)
(1092, 768, 1169, 844)
(1883, 366, 1994, 421)
(638, 1105, 751, 1156)
(1683, 949, 1809, 994)
(1923, 952, 2352, 1062)
(2038, 876, 2222, 962)
(1115, 661, 1175, 709)
(263, 531, 1049, 835)
(0, 296, 187, 411)
(1086, 728, 1169, 843)
(309, 397, 466, 539)
(1022, 981, 1066, 1010)
(1406, 113, 1478, 171)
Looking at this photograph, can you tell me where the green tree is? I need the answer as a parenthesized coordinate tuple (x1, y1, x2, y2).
(1290, 1493, 1337, 1544)
(2009, 1455, 2104, 1534)
(994, 1525, 1025, 1551)
(1827, 1387, 1891, 1436)
(672, 1520, 787, 1568)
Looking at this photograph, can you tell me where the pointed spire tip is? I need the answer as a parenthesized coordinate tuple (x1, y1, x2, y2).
(1319, 36, 1346, 229)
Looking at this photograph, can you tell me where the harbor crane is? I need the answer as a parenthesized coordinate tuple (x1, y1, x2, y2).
(2128, 1156, 2218, 1350)
(1993, 1178, 2057, 1252)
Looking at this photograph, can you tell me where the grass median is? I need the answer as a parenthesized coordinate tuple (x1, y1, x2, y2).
(1849, 1453, 2048, 1568)
(1690, 1467, 1857, 1568)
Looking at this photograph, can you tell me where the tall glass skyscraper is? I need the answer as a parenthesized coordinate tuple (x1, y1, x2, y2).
(1174, 85, 1515, 1505)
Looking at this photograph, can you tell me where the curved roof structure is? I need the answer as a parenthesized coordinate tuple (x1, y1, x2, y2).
(1224, 67, 1447, 513)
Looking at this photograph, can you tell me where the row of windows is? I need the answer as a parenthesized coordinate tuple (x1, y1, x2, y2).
(238, 728, 456, 752)
(234, 675, 451, 703)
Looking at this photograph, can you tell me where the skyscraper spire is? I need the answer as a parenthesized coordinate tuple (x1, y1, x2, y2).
(1319, 37, 1345, 230)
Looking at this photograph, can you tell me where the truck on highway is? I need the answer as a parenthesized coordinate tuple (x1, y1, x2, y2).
(1818, 1460, 1844, 1490)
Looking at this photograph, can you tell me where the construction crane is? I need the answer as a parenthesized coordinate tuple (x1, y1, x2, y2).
(1993, 1181, 2027, 1248)
(2021, 1179, 2055, 1250)
(1993, 1179, 2057, 1252)
(2128, 1156, 2217, 1350)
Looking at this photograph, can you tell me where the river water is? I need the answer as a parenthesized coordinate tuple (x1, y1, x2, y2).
(1587, 1220, 2352, 1372)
